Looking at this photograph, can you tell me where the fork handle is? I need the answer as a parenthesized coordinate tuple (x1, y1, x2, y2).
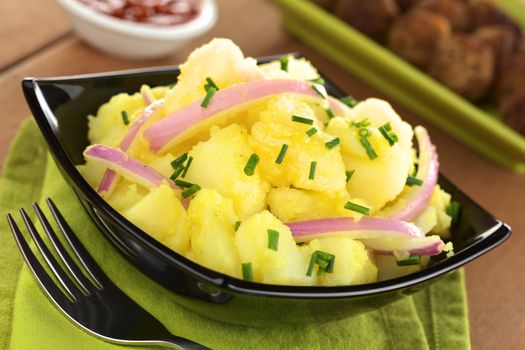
(159, 337, 213, 350)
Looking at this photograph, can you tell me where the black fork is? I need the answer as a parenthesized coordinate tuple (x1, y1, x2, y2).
(7, 198, 212, 350)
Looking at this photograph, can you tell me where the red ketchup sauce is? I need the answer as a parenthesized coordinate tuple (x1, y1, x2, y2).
(78, 0, 202, 26)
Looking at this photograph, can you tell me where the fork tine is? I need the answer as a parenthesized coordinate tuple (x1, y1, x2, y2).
(7, 214, 72, 307)
(46, 198, 105, 289)
(33, 202, 96, 295)
(19, 208, 82, 301)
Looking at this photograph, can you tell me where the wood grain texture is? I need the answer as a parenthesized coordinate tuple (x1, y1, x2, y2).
(0, 0, 524, 349)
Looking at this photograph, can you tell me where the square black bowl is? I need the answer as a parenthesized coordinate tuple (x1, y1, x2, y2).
(22, 55, 511, 326)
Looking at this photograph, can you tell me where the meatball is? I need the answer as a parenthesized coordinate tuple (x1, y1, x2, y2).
(388, 10, 451, 69)
(473, 25, 519, 70)
(428, 34, 495, 102)
(471, 0, 522, 37)
(495, 53, 525, 104)
(415, 0, 472, 31)
(395, 0, 420, 11)
(500, 92, 525, 136)
(335, 0, 399, 42)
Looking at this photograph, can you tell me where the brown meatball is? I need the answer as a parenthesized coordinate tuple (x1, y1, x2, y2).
(388, 10, 451, 69)
(415, 0, 472, 31)
(500, 91, 525, 136)
(334, 0, 399, 42)
(474, 25, 519, 71)
(428, 34, 495, 102)
(495, 53, 525, 104)
(395, 0, 420, 11)
(471, 0, 522, 37)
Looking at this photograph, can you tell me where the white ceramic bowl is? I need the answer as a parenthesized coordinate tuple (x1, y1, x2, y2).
(56, 0, 218, 60)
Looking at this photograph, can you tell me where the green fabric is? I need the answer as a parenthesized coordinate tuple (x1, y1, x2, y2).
(0, 119, 471, 350)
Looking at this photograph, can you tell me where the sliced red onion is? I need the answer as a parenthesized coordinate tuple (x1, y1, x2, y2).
(287, 217, 444, 256)
(143, 79, 344, 152)
(141, 89, 155, 106)
(380, 126, 439, 222)
(96, 99, 165, 196)
(85, 144, 178, 192)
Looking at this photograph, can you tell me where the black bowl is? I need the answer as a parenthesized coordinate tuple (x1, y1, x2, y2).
(22, 55, 511, 326)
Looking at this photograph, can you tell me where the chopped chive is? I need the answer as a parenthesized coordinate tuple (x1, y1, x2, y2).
(325, 137, 340, 150)
(174, 180, 194, 188)
(325, 108, 335, 119)
(308, 161, 317, 180)
(275, 144, 289, 164)
(345, 170, 355, 182)
(244, 153, 259, 176)
(291, 115, 314, 125)
(340, 95, 359, 107)
(280, 56, 289, 72)
(358, 128, 371, 138)
(121, 110, 129, 125)
(267, 229, 280, 251)
(312, 84, 327, 99)
(181, 184, 201, 198)
(181, 156, 193, 178)
(306, 250, 336, 276)
(169, 167, 184, 181)
(201, 86, 217, 108)
(351, 119, 370, 128)
(309, 77, 325, 85)
(446, 201, 461, 225)
(205, 77, 219, 90)
(378, 123, 398, 146)
(306, 127, 318, 137)
(170, 153, 188, 170)
(344, 201, 370, 215)
(396, 255, 421, 266)
(242, 262, 253, 281)
(168, 83, 176, 89)
(406, 176, 423, 186)
(359, 137, 378, 160)
(234, 221, 241, 232)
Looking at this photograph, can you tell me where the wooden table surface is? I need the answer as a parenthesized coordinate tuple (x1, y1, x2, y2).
(2, 1, 524, 349)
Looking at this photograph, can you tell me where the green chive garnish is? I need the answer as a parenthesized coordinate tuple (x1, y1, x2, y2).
(181, 156, 193, 178)
(306, 127, 318, 137)
(121, 110, 129, 125)
(406, 176, 423, 186)
(168, 83, 175, 89)
(309, 77, 325, 85)
(378, 122, 398, 146)
(340, 95, 359, 108)
(360, 137, 378, 160)
(291, 115, 314, 125)
(325, 137, 340, 150)
(170, 167, 184, 181)
(446, 201, 461, 225)
(205, 77, 219, 91)
(325, 108, 335, 119)
(312, 84, 327, 99)
(244, 153, 259, 176)
(275, 144, 289, 164)
(181, 184, 201, 198)
(345, 170, 355, 182)
(351, 119, 370, 128)
(242, 262, 253, 281)
(280, 56, 289, 72)
(396, 255, 421, 266)
(308, 161, 317, 180)
(358, 128, 371, 138)
(201, 86, 217, 108)
(174, 180, 194, 188)
(267, 229, 280, 251)
(306, 251, 336, 276)
(344, 201, 370, 215)
(170, 153, 188, 170)
(234, 221, 241, 232)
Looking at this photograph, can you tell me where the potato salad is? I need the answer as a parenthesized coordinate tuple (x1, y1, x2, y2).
(80, 38, 456, 286)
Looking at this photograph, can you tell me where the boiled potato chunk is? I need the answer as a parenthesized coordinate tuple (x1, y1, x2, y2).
(107, 180, 148, 212)
(267, 187, 365, 223)
(164, 38, 264, 113)
(184, 124, 270, 219)
(306, 237, 378, 286)
(259, 56, 320, 81)
(187, 189, 241, 278)
(235, 210, 315, 285)
(375, 255, 429, 282)
(123, 183, 190, 255)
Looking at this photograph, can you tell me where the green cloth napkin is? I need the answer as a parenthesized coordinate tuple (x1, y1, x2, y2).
(0, 119, 471, 350)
